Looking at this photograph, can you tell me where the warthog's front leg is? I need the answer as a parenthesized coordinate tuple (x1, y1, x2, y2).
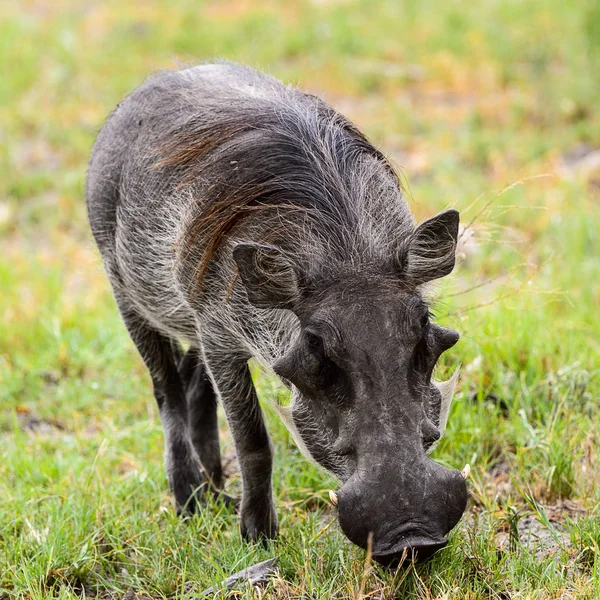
(203, 348, 278, 542)
(114, 297, 209, 514)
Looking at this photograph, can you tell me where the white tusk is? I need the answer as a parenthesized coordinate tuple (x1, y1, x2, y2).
(432, 366, 461, 437)
(460, 464, 471, 479)
(328, 490, 338, 506)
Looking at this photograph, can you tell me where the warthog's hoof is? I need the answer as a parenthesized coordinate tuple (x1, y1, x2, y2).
(240, 500, 279, 544)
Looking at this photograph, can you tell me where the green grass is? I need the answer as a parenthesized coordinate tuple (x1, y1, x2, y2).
(1, 0, 599, 598)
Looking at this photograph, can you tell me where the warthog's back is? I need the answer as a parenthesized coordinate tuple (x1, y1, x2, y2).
(87, 64, 294, 340)
(87, 62, 412, 348)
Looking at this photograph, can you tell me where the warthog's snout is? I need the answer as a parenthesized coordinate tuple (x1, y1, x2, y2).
(336, 460, 468, 566)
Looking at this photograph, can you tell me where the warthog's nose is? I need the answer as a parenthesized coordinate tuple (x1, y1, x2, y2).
(336, 462, 468, 567)
(372, 536, 448, 566)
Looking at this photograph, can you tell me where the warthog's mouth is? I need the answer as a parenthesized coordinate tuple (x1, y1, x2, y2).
(372, 535, 448, 565)
(363, 519, 450, 566)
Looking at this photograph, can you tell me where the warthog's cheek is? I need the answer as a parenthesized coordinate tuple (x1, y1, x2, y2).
(273, 394, 353, 479)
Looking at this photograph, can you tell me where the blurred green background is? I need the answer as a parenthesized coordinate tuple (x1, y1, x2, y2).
(1, 1, 599, 598)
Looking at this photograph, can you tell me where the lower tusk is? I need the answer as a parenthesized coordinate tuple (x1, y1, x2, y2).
(460, 464, 471, 480)
(328, 490, 338, 506)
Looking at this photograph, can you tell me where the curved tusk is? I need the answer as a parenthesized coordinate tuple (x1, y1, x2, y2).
(460, 464, 471, 479)
(328, 490, 338, 506)
(432, 366, 461, 436)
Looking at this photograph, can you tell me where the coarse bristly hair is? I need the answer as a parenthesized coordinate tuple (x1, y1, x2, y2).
(86, 61, 458, 373)
(151, 62, 416, 297)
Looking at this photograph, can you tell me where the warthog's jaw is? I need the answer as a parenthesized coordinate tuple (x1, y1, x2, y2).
(432, 366, 460, 430)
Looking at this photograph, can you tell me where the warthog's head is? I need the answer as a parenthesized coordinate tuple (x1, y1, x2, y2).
(234, 209, 467, 565)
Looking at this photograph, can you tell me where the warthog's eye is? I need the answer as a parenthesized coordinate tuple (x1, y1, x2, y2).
(305, 331, 323, 352)
(420, 310, 431, 329)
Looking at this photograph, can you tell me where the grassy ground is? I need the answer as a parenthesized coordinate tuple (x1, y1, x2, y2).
(1, 0, 600, 598)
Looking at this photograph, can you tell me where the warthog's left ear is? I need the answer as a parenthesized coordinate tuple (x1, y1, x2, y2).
(402, 209, 460, 285)
(233, 242, 300, 309)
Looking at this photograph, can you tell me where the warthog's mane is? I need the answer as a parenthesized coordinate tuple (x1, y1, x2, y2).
(152, 64, 414, 291)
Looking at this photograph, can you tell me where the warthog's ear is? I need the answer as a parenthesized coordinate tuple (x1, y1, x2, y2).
(233, 243, 300, 309)
(402, 209, 459, 285)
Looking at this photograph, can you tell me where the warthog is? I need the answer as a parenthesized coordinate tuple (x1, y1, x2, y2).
(86, 62, 467, 565)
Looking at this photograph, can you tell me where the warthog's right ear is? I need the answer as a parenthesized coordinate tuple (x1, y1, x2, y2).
(402, 209, 460, 285)
(233, 243, 300, 310)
